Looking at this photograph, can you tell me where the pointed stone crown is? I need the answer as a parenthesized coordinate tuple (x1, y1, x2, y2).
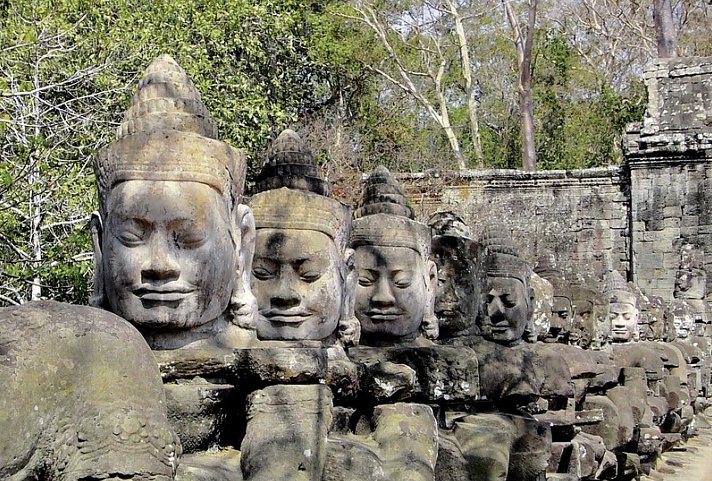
(94, 54, 246, 210)
(604, 270, 637, 307)
(481, 225, 531, 286)
(351, 166, 430, 258)
(428, 211, 472, 240)
(254, 129, 329, 196)
(534, 254, 569, 299)
(250, 129, 351, 250)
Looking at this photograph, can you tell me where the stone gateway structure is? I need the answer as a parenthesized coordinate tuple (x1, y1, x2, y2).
(2, 54, 712, 481)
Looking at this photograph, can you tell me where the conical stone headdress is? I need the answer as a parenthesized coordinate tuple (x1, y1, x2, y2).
(481, 225, 531, 287)
(428, 211, 472, 240)
(351, 166, 431, 259)
(604, 270, 637, 306)
(94, 54, 246, 212)
(249, 129, 351, 250)
(534, 254, 571, 300)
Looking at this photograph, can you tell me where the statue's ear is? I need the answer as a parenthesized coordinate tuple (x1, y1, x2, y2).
(526, 286, 535, 323)
(230, 204, 258, 329)
(338, 247, 360, 347)
(90, 212, 105, 308)
(422, 259, 439, 340)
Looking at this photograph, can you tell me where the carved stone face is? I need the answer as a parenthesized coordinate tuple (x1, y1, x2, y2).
(608, 302, 638, 342)
(355, 245, 429, 341)
(99, 180, 237, 329)
(571, 301, 595, 347)
(252, 228, 343, 340)
(551, 296, 573, 340)
(432, 236, 480, 337)
(481, 276, 532, 345)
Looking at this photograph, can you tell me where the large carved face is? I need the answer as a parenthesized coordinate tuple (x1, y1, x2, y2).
(481, 276, 533, 345)
(571, 300, 595, 348)
(551, 295, 574, 340)
(97, 180, 237, 329)
(432, 236, 480, 337)
(355, 245, 432, 341)
(608, 302, 638, 342)
(252, 228, 344, 340)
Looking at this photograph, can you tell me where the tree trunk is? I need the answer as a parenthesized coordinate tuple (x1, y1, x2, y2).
(447, 0, 483, 167)
(519, 86, 536, 171)
(654, 0, 677, 58)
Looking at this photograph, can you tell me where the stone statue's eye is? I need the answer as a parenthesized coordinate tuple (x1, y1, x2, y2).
(117, 228, 145, 246)
(252, 267, 274, 280)
(502, 295, 516, 308)
(174, 230, 207, 249)
(392, 272, 413, 289)
(300, 271, 322, 283)
(358, 272, 375, 287)
(623, 313, 632, 320)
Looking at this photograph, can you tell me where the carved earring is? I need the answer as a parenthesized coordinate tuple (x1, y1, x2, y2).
(89, 212, 107, 309)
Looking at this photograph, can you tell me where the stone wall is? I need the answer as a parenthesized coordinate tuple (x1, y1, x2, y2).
(396, 56, 712, 299)
(624, 57, 712, 299)
(399, 168, 630, 286)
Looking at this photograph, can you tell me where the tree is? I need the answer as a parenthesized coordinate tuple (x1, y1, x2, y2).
(0, 6, 115, 304)
(0, 0, 356, 306)
(503, 0, 538, 171)
(654, 0, 677, 57)
(335, 0, 486, 170)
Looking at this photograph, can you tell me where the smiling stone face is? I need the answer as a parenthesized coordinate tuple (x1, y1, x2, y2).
(354, 245, 429, 341)
(252, 228, 343, 340)
(102, 180, 237, 330)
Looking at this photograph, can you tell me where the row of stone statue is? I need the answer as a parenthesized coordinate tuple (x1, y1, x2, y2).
(2, 54, 711, 481)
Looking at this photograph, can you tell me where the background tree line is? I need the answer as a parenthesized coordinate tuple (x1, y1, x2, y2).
(0, 0, 710, 305)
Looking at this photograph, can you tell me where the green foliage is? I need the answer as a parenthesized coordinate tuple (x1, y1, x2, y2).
(0, 0, 343, 306)
(532, 30, 645, 170)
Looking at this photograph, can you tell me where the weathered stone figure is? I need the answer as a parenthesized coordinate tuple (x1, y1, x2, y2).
(428, 211, 483, 338)
(604, 270, 639, 343)
(90, 54, 256, 350)
(479, 230, 535, 347)
(351, 165, 438, 345)
(249, 129, 358, 345)
(1, 301, 181, 480)
(241, 129, 358, 481)
(533, 256, 574, 344)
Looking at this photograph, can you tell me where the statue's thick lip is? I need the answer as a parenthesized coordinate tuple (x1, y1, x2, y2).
(366, 310, 403, 322)
(263, 310, 312, 324)
(134, 285, 194, 302)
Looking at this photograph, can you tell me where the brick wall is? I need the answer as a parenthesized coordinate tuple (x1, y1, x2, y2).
(399, 168, 630, 286)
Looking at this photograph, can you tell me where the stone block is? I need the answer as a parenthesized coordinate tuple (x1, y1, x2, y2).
(663, 206, 682, 218)
(349, 345, 480, 403)
(241, 385, 333, 481)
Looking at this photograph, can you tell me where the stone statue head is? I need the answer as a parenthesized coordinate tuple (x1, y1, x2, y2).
(351, 166, 438, 345)
(604, 270, 639, 343)
(670, 299, 695, 339)
(249, 129, 358, 345)
(534, 256, 574, 343)
(428, 211, 483, 339)
(478, 229, 534, 346)
(91, 55, 256, 347)
(570, 284, 599, 348)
